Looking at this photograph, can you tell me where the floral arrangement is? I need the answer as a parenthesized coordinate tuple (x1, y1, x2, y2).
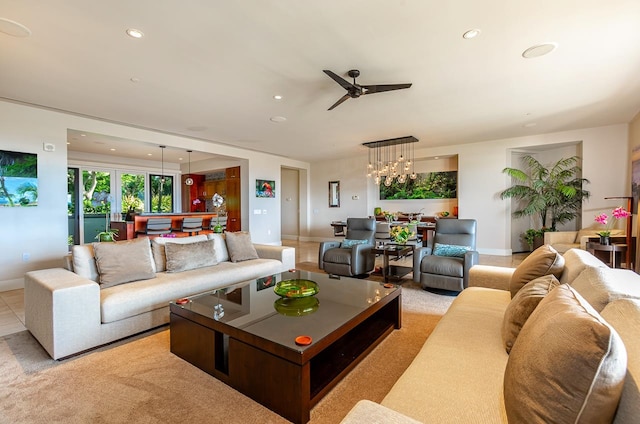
(212, 193, 225, 232)
(390, 225, 415, 244)
(594, 207, 630, 237)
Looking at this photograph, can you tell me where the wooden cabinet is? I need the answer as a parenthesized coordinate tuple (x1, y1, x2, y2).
(225, 166, 241, 232)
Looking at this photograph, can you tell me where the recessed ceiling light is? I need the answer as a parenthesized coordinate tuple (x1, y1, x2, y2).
(147, 153, 153, 156)
(462, 29, 481, 39)
(273, 95, 283, 100)
(0, 18, 31, 37)
(130, 77, 140, 83)
(110, 148, 116, 151)
(80, 133, 86, 137)
(126, 28, 144, 39)
(523, 122, 538, 128)
(522, 42, 557, 58)
(270, 116, 287, 123)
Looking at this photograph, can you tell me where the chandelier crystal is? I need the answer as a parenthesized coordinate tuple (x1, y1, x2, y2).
(362, 136, 418, 185)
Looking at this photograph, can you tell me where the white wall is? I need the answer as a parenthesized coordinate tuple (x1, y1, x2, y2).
(280, 167, 299, 240)
(0, 100, 309, 290)
(307, 124, 629, 256)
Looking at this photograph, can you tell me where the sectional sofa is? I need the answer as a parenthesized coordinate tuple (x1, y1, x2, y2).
(24, 233, 295, 360)
(341, 247, 640, 423)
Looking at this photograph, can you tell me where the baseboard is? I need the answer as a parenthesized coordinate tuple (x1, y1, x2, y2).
(0, 277, 24, 292)
(281, 234, 299, 241)
(477, 248, 511, 256)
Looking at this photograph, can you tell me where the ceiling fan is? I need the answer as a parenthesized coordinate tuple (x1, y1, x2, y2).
(323, 69, 412, 110)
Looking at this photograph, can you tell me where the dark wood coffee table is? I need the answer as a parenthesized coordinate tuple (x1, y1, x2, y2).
(169, 270, 401, 424)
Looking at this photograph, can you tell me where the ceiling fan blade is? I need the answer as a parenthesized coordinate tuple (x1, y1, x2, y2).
(362, 83, 412, 94)
(328, 93, 351, 110)
(323, 70, 355, 90)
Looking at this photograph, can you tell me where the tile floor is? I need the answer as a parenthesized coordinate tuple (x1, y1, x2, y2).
(0, 240, 527, 338)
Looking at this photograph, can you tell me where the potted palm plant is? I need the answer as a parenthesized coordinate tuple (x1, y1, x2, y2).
(500, 155, 590, 248)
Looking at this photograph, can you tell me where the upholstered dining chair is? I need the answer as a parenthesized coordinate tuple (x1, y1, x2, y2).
(318, 217, 376, 277)
(143, 218, 173, 236)
(181, 217, 203, 236)
(413, 219, 478, 291)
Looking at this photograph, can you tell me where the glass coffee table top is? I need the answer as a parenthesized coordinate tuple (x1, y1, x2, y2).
(172, 270, 399, 351)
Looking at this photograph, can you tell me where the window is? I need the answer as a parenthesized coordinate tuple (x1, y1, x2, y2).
(150, 174, 173, 212)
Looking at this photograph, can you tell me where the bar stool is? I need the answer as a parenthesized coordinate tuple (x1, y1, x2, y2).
(181, 217, 203, 236)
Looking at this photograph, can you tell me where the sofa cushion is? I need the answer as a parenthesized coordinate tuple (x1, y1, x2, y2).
(165, 239, 217, 273)
(509, 244, 564, 298)
(93, 237, 156, 288)
(151, 234, 208, 272)
(501, 274, 561, 353)
(225, 231, 259, 262)
(207, 233, 230, 263)
(381, 287, 511, 422)
(100, 258, 285, 323)
(71, 244, 99, 282)
(571, 267, 640, 312)
(504, 284, 627, 424)
(600, 299, 640, 423)
(433, 243, 471, 258)
(560, 248, 606, 285)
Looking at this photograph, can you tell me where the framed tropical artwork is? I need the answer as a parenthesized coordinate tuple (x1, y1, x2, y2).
(0, 150, 38, 207)
(256, 179, 275, 198)
(379, 171, 457, 200)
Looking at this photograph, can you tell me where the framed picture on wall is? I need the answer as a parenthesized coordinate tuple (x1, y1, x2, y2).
(256, 179, 275, 198)
(379, 171, 457, 200)
(0, 149, 38, 207)
(329, 181, 340, 207)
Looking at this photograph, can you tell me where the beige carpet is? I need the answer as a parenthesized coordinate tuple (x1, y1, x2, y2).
(0, 267, 454, 424)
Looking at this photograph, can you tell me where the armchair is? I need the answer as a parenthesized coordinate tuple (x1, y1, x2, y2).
(319, 218, 376, 277)
(413, 219, 479, 291)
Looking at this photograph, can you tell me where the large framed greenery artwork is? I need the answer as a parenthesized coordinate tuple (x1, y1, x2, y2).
(0, 150, 38, 207)
(379, 171, 457, 200)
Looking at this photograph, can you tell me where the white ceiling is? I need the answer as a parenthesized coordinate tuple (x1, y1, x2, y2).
(2, 1, 640, 163)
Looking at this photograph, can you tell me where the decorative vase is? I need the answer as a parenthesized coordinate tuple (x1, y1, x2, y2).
(374, 207, 382, 216)
(213, 224, 223, 233)
(599, 235, 610, 245)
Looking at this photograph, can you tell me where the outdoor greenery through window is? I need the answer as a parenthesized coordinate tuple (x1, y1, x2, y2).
(150, 174, 173, 213)
(121, 173, 145, 213)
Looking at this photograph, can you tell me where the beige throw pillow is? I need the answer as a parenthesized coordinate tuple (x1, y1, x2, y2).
(165, 239, 217, 273)
(225, 231, 259, 262)
(150, 234, 208, 271)
(207, 233, 230, 263)
(571, 266, 640, 312)
(501, 274, 561, 353)
(509, 244, 564, 298)
(71, 244, 99, 282)
(504, 284, 627, 424)
(93, 237, 156, 288)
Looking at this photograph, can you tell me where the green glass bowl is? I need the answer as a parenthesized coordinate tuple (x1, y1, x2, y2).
(274, 279, 319, 298)
(274, 297, 319, 316)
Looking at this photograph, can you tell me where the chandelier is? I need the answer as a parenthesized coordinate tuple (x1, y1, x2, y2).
(363, 136, 418, 186)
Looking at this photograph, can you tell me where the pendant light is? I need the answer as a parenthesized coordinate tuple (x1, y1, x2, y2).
(185, 150, 194, 186)
(363, 136, 418, 185)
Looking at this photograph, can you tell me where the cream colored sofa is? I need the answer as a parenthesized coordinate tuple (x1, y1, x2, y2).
(544, 228, 623, 253)
(24, 234, 295, 360)
(341, 248, 640, 423)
